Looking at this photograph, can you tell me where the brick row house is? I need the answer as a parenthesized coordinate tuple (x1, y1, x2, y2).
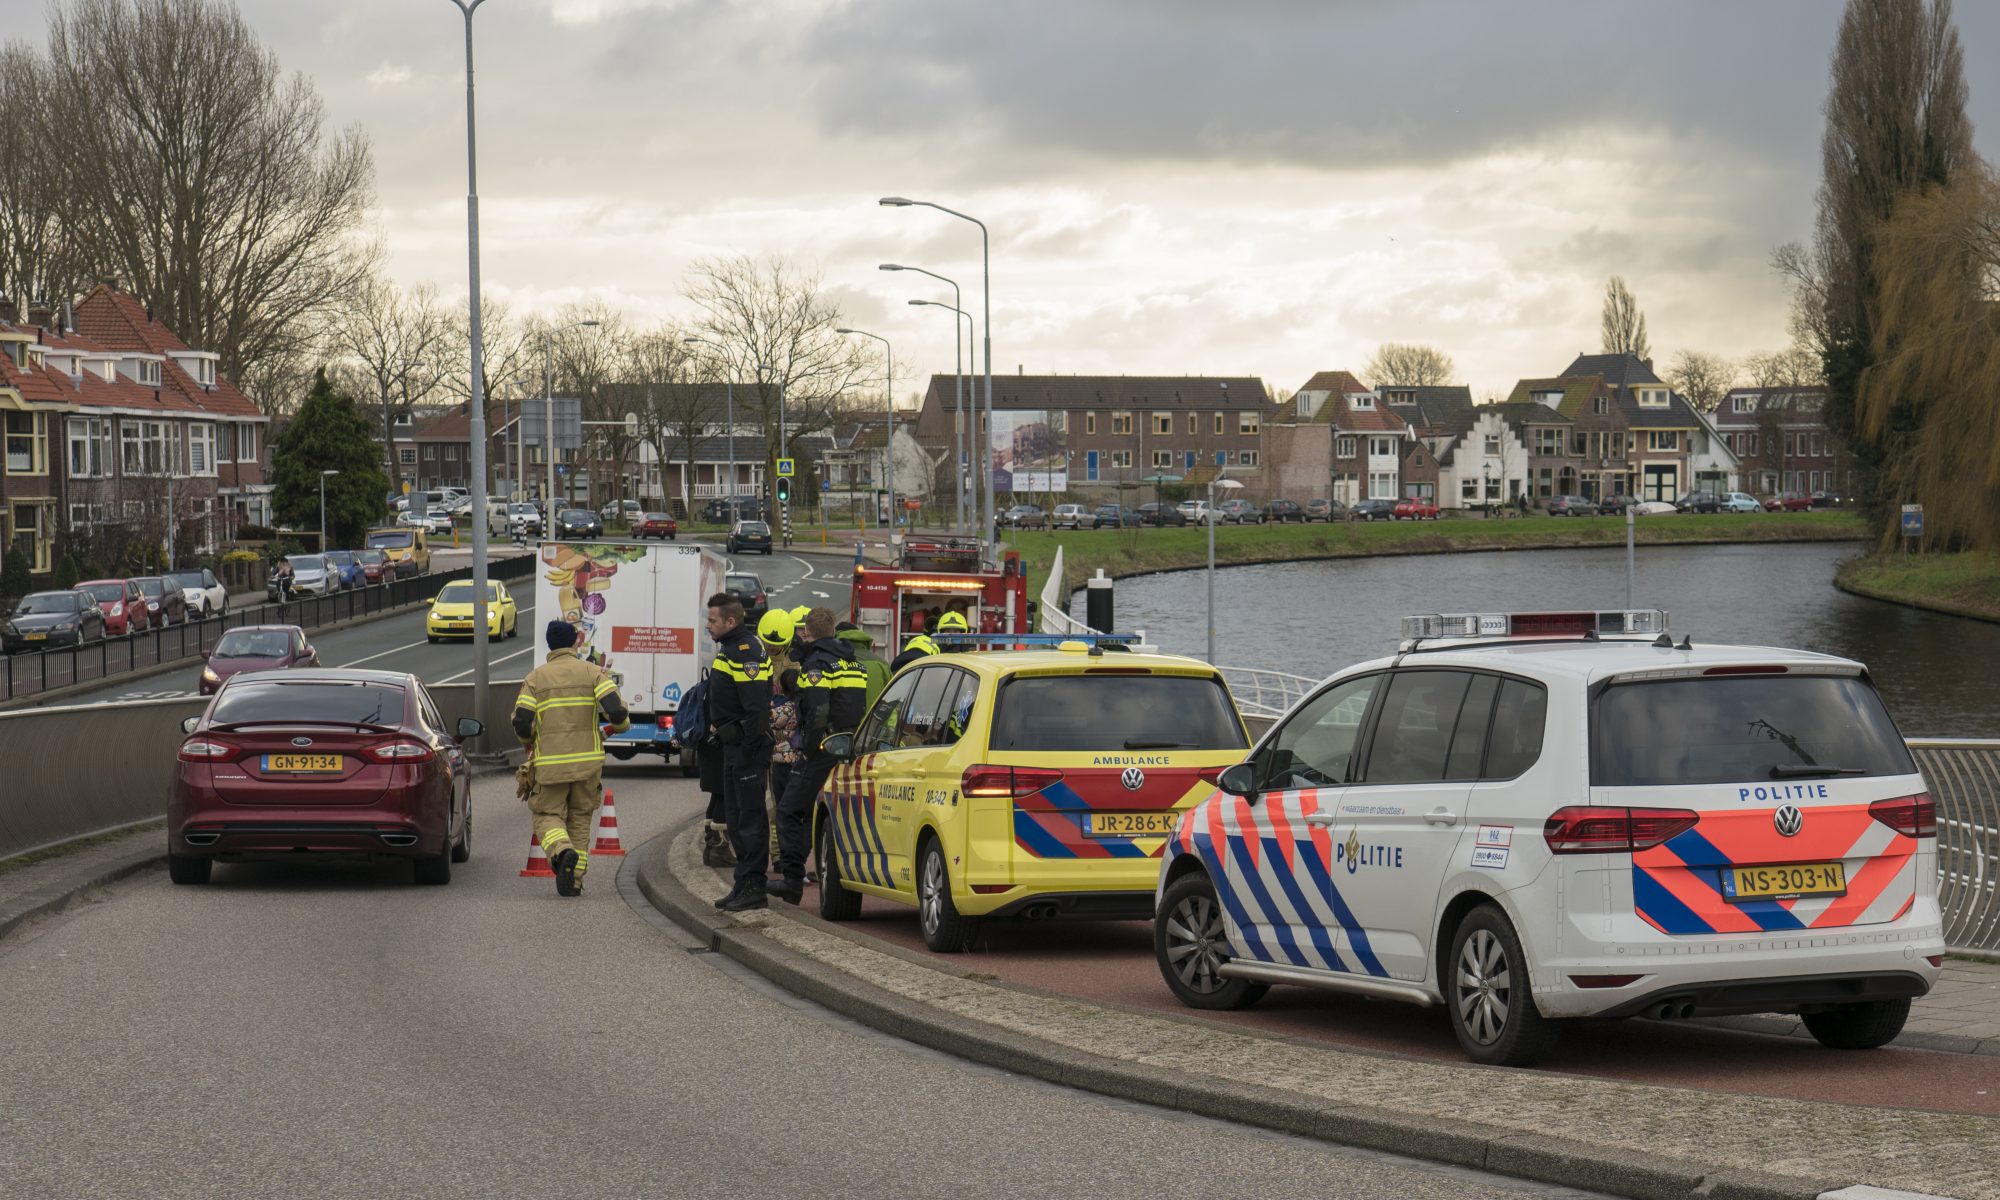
(0, 286, 268, 578)
(1267, 374, 1468, 504)
(1711, 386, 1846, 497)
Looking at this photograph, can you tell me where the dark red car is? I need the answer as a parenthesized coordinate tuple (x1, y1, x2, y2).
(79, 578, 151, 637)
(1764, 491, 1812, 512)
(633, 511, 678, 540)
(168, 669, 478, 885)
(1393, 497, 1440, 520)
(356, 548, 392, 584)
(133, 575, 187, 626)
(199, 625, 319, 695)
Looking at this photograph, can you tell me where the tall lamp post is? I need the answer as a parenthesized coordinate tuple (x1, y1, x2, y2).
(905, 296, 976, 534)
(880, 197, 992, 558)
(756, 361, 787, 535)
(446, 0, 493, 736)
(541, 319, 601, 524)
(835, 328, 894, 532)
(318, 470, 340, 549)
(881, 264, 968, 532)
(1206, 476, 1243, 664)
(684, 337, 734, 515)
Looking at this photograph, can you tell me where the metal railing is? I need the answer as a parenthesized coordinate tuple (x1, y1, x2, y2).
(1037, 546, 1099, 637)
(1913, 740, 2000, 952)
(1216, 666, 1319, 720)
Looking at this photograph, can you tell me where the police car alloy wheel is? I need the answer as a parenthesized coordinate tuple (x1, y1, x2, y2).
(1447, 905, 1558, 1067)
(1155, 872, 1268, 1011)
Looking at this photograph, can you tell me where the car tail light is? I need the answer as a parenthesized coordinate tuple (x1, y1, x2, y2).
(1543, 806, 1699, 854)
(960, 765, 1063, 799)
(1869, 793, 1935, 838)
(178, 739, 236, 761)
(367, 740, 434, 762)
(1568, 974, 1643, 988)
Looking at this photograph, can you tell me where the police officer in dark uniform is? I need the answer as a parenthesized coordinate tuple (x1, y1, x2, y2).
(705, 591, 773, 911)
(769, 607, 869, 903)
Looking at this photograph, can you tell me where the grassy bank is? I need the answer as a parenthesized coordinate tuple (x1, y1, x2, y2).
(1834, 551, 2000, 624)
(1011, 510, 1867, 594)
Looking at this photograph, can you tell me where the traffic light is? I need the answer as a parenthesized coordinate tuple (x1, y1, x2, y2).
(776, 476, 790, 504)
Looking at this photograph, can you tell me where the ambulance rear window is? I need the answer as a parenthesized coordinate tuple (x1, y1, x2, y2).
(1590, 674, 1914, 787)
(988, 674, 1247, 752)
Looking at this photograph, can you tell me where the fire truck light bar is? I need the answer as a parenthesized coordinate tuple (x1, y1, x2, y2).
(1400, 609, 1668, 641)
(886, 578, 988, 589)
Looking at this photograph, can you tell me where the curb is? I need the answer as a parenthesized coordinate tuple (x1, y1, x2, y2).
(1831, 567, 2000, 627)
(1697, 1013, 1999, 1058)
(0, 839, 165, 943)
(632, 821, 1848, 1200)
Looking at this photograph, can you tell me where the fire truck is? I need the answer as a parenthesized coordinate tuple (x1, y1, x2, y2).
(849, 535, 1033, 657)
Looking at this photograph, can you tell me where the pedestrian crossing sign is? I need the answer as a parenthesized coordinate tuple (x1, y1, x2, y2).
(776, 457, 794, 478)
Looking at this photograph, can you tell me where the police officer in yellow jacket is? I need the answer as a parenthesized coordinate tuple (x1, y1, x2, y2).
(769, 607, 869, 903)
(706, 592, 774, 911)
(514, 620, 630, 897)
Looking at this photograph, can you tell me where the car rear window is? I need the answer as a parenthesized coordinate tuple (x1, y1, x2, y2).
(369, 531, 412, 549)
(988, 674, 1247, 752)
(166, 571, 205, 589)
(1591, 674, 1915, 787)
(212, 680, 406, 727)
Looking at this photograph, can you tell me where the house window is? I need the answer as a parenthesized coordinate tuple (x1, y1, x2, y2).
(1783, 433, 1796, 457)
(120, 419, 174, 476)
(1646, 431, 1679, 453)
(1151, 450, 1173, 469)
(1336, 435, 1357, 458)
(1462, 479, 1479, 501)
(138, 359, 161, 386)
(1351, 394, 1374, 409)
(10, 502, 48, 571)
(1108, 449, 1132, 469)
(1213, 413, 1225, 436)
(236, 424, 258, 462)
(1085, 413, 1096, 436)
(1111, 411, 1132, 435)
(1536, 467, 1554, 497)
(399, 447, 417, 466)
(1732, 395, 1756, 413)
(66, 417, 111, 478)
(1532, 428, 1564, 456)
(1238, 411, 1259, 435)
(1638, 389, 1669, 407)
(1570, 432, 1586, 455)
(4, 412, 47, 475)
(1368, 436, 1397, 458)
(1153, 413, 1172, 436)
(189, 423, 216, 476)
(1367, 471, 1396, 499)
(1593, 396, 1608, 415)
(1483, 435, 1501, 457)
(1188, 414, 1197, 436)
(1237, 450, 1259, 467)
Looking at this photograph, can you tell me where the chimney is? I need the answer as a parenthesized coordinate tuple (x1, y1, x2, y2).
(27, 299, 52, 328)
(1017, 364, 1023, 375)
(0, 296, 13, 324)
(99, 274, 120, 291)
(62, 299, 73, 332)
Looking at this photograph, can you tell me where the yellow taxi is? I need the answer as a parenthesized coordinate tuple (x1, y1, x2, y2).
(816, 638, 1250, 951)
(425, 579, 518, 642)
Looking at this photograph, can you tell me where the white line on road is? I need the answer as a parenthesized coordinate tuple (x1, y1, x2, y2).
(812, 590, 830, 599)
(337, 637, 432, 668)
(431, 644, 537, 684)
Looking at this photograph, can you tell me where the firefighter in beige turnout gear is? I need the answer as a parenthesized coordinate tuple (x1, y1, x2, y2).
(514, 620, 630, 896)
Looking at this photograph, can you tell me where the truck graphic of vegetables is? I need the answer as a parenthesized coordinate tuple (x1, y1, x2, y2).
(540, 543, 650, 656)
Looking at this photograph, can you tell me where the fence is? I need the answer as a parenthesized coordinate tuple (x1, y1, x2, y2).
(1913, 741, 2000, 953)
(0, 554, 537, 704)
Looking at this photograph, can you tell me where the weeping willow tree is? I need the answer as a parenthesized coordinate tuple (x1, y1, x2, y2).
(1857, 172, 2000, 551)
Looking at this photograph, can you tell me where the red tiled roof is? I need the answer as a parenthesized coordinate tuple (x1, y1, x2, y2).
(69, 286, 261, 418)
(1326, 392, 1406, 433)
(1299, 370, 1370, 395)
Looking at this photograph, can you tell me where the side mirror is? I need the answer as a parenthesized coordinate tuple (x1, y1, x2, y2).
(823, 732, 855, 761)
(427, 597, 436, 606)
(456, 717, 484, 741)
(180, 715, 201, 734)
(1215, 762, 1257, 797)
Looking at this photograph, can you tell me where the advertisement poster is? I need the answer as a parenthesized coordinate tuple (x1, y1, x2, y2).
(990, 409, 1066, 492)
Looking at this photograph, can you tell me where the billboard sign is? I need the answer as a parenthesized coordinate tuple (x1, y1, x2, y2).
(990, 409, 1066, 492)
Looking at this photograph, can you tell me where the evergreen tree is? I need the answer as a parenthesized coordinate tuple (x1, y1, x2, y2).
(269, 369, 391, 549)
(1, 544, 30, 602)
(52, 552, 80, 589)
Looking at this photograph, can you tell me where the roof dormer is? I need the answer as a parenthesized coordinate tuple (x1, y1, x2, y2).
(1531, 389, 1563, 409)
(1636, 387, 1669, 408)
(169, 349, 219, 389)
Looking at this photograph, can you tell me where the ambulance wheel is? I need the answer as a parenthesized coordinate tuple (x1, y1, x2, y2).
(816, 810, 862, 921)
(1801, 999, 1910, 1050)
(917, 837, 976, 952)
(1448, 904, 1558, 1067)
(1156, 871, 1267, 1010)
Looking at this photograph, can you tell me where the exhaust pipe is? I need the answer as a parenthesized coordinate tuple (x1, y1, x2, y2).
(182, 831, 220, 846)
(379, 833, 419, 848)
(1647, 999, 1697, 1020)
(1019, 903, 1058, 921)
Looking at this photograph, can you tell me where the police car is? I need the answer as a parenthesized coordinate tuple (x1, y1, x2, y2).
(818, 635, 1251, 951)
(1154, 609, 1943, 1067)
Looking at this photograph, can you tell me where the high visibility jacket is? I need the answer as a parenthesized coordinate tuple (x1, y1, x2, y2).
(890, 634, 938, 674)
(708, 622, 772, 747)
(513, 647, 631, 783)
(795, 636, 869, 749)
(836, 626, 891, 710)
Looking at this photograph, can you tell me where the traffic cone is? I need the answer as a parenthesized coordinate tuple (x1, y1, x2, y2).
(590, 787, 626, 857)
(519, 829, 554, 877)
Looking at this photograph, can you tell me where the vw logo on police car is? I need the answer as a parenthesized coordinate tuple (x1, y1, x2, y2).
(291, 737, 313, 748)
(1120, 767, 1145, 791)
(1774, 804, 1804, 837)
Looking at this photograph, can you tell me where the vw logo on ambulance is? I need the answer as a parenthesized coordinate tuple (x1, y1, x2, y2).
(1120, 767, 1146, 791)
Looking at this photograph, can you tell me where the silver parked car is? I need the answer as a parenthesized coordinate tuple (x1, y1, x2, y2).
(1050, 504, 1097, 530)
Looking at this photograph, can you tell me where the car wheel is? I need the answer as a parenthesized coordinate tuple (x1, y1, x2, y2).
(916, 837, 977, 952)
(413, 836, 452, 885)
(1156, 869, 1269, 1010)
(450, 803, 472, 863)
(1801, 999, 1910, 1049)
(427, 635, 438, 644)
(167, 854, 211, 885)
(607, 746, 638, 761)
(816, 808, 862, 921)
(1447, 904, 1559, 1066)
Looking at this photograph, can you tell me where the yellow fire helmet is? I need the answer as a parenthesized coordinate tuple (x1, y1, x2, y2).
(936, 610, 970, 633)
(790, 604, 812, 625)
(757, 608, 796, 650)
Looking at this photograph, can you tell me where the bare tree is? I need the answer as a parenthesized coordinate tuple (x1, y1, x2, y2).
(0, 46, 94, 313)
(332, 277, 461, 494)
(1664, 350, 1736, 413)
(443, 294, 536, 413)
(1743, 347, 1824, 390)
(1364, 343, 1456, 387)
(1599, 276, 1650, 359)
(622, 328, 718, 515)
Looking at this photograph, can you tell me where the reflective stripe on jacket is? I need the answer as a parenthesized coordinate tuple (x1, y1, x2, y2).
(513, 647, 630, 783)
(708, 623, 772, 745)
(796, 636, 868, 747)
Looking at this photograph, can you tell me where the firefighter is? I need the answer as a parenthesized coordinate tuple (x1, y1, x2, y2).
(769, 607, 868, 903)
(759, 608, 801, 860)
(513, 620, 630, 898)
(706, 592, 774, 912)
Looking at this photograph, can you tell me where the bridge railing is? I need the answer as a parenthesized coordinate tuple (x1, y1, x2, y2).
(1217, 666, 1319, 720)
(1913, 740, 2000, 953)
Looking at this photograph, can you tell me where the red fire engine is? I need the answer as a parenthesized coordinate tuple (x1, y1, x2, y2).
(850, 536, 1031, 656)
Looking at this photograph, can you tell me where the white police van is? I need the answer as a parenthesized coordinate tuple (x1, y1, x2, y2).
(1155, 609, 1943, 1066)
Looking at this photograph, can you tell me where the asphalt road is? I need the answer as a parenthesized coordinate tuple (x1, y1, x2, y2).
(0, 773, 1611, 1200)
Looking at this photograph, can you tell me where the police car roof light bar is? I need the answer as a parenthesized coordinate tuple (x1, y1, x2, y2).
(1400, 608, 1668, 642)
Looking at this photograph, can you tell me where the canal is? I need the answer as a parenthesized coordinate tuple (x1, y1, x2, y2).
(1094, 541, 1998, 738)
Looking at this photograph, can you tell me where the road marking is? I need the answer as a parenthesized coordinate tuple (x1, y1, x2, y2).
(812, 590, 830, 599)
(431, 644, 537, 684)
(791, 556, 817, 580)
(338, 637, 432, 668)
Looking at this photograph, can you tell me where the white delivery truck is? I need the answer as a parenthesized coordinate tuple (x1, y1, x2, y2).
(535, 539, 725, 769)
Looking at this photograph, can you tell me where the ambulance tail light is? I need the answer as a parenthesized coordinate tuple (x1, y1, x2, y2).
(1543, 806, 1698, 854)
(1869, 793, 1935, 838)
(961, 766, 1064, 799)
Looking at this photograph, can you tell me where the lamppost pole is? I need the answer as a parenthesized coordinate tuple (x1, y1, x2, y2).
(1206, 475, 1242, 664)
(447, 0, 492, 734)
(836, 329, 894, 533)
(882, 264, 965, 532)
(906, 299, 974, 533)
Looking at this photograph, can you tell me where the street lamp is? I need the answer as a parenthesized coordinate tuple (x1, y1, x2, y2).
(883, 264, 969, 532)
(835, 328, 894, 532)
(757, 361, 786, 532)
(543, 319, 601, 523)
(684, 337, 734, 515)
(905, 296, 976, 535)
(1206, 476, 1244, 664)
(880, 197, 993, 558)
(446, 0, 493, 737)
(318, 470, 340, 550)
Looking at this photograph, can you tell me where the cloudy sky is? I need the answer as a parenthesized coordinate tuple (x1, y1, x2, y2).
(222, 0, 2000, 403)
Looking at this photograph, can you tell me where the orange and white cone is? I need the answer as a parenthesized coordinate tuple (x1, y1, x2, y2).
(519, 829, 555, 877)
(590, 787, 626, 857)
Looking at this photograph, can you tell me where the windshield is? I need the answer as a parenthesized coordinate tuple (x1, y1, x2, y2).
(136, 577, 166, 595)
(287, 556, 323, 572)
(81, 583, 126, 603)
(560, 510, 592, 521)
(510, 504, 537, 515)
(17, 592, 80, 614)
(166, 571, 205, 588)
(368, 531, 413, 549)
(211, 680, 405, 727)
(437, 582, 501, 603)
(215, 630, 293, 659)
(988, 674, 1247, 753)
(726, 574, 759, 592)
(1591, 674, 1915, 787)
(357, 550, 386, 564)
(740, 522, 769, 535)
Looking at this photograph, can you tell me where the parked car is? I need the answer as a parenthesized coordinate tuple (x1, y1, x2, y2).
(1302, 498, 1346, 522)
(134, 576, 190, 625)
(1262, 499, 1304, 523)
(725, 572, 767, 620)
(167, 669, 477, 885)
(1050, 504, 1097, 530)
(355, 549, 392, 585)
(199, 625, 318, 695)
(366, 527, 430, 578)
(1673, 490, 1721, 514)
(1720, 491, 1764, 513)
(553, 509, 603, 539)
(1811, 491, 1850, 509)
(1216, 498, 1263, 524)
(1393, 497, 1440, 521)
(1092, 504, 1142, 528)
(1596, 494, 1639, 516)
(599, 499, 642, 525)
(399, 508, 453, 536)
(507, 503, 543, 537)
(633, 512, 678, 540)
(322, 550, 365, 589)
(165, 567, 228, 617)
(1765, 491, 1812, 512)
(2, 590, 107, 651)
(1176, 499, 1221, 525)
(1351, 498, 1397, 522)
(1545, 495, 1599, 518)
(1137, 502, 1188, 527)
(726, 519, 774, 555)
(79, 578, 151, 637)
(997, 505, 1046, 530)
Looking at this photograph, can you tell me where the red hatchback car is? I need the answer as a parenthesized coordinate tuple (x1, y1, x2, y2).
(633, 511, 678, 540)
(169, 670, 478, 885)
(199, 624, 319, 695)
(1393, 497, 1440, 520)
(1764, 491, 1812, 512)
(79, 578, 150, 637)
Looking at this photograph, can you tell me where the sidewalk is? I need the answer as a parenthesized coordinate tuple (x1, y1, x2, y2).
(0, 824, 161, 943)
(640, 821, 1998, 1200)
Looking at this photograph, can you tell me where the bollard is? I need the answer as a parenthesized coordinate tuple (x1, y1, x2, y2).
(1085, 568, 1114, 633)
